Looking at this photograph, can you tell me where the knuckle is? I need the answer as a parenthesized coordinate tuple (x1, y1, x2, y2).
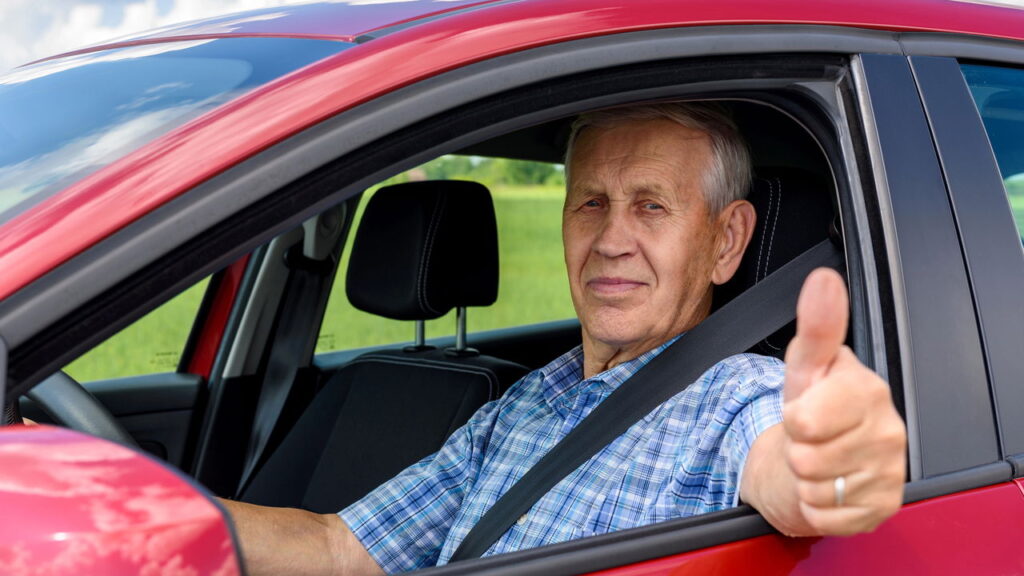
(787, 444, 819, 478)
(866, 381, 893, 405)
(880, 424, 907, 450)
(872, 421, 907, 456)
(785, 410, 818, 440)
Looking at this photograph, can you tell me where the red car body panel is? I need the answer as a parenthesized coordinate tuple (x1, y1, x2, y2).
(588, 483, 1024, 575)
(0, 426, 240, 576)
(38, 0, 501, 61)
(184, 256, 250, 378)
(4, 0, 1024, 300)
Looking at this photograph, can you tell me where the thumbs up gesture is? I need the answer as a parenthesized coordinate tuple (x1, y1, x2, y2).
(780, 268, 906, 535)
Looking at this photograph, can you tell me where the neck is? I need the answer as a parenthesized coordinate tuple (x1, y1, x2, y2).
(580, 307, 711, 379)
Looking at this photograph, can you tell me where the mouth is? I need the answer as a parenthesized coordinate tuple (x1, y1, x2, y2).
(586, 277, 647, 295)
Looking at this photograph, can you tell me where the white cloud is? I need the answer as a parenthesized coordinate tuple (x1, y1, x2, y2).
(0, 0, 309, 75)
(0, 40, 212, 86)
(0, 0, 477, 75)
(0, 96, 230, 217)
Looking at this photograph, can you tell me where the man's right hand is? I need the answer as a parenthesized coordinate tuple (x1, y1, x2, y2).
(220, 499, 383, 576)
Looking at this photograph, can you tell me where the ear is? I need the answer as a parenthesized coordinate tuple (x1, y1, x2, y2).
(711, 199, 756, 286)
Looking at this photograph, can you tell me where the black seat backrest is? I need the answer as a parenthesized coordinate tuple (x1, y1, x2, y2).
(712, 167, 836, 358)
(241, 181, 528, 513)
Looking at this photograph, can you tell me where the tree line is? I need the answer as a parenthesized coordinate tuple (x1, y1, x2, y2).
(386, 155, 565, 187)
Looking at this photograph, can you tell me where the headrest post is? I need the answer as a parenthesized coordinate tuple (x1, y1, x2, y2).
(455, 307, 467, 351)
(415, 320, 426, 348)
(445, 307, 479, 357)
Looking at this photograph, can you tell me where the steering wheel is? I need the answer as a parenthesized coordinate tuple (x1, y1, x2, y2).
(2, 371, 138, 447)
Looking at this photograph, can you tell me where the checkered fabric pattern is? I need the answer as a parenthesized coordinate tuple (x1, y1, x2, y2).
(340, 340, 785, 573)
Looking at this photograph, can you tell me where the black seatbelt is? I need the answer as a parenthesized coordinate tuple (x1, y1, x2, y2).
(236, 245, 333, 497)
(450, 239, 843, 562)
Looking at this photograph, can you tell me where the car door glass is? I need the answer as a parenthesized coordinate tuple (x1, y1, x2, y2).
(315, 156, 575, 354)
(64, 277, 209, 382)
(961, 63, 1024, 243)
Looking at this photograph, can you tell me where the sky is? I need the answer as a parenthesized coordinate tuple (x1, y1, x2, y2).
(0, 0, 326, 75)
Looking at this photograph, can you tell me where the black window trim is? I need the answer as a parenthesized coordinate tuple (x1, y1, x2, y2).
(855, 53, 999, 478)
(910, 55, 1024, 460)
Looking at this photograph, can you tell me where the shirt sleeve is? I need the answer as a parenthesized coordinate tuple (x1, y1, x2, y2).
(339, 397, 502, 574)
(720, 355, 785, 507)
(671, 353, 784, 515)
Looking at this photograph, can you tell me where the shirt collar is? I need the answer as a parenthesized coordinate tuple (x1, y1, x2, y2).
(538, 334, 682, 414)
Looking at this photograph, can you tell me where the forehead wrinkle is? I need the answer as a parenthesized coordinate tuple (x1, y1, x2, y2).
(568, 122, 711, 200)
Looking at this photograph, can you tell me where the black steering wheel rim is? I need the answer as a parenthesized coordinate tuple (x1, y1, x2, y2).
(4, 371, 138, 447)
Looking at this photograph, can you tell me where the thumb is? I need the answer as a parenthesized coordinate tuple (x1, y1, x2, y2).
(784, 267, 849, 402)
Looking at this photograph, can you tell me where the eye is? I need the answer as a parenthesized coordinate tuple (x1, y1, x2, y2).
(642, 202, 664, 211)
(581, 198, 603, 209)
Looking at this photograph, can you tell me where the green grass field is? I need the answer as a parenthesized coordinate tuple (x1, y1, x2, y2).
(64, 279, 210, 381)
(65, 184, 576, 382)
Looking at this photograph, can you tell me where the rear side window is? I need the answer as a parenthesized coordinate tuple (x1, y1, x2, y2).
(64, 278, 209, 382)
(0, 37, 351, 223)
(316, 156, 575, 354)
(961, 63, 1024, 241)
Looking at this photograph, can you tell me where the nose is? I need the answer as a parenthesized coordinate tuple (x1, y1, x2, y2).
(592, 205, 637, 258)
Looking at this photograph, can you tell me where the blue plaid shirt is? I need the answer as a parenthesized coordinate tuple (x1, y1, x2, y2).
(340, 341, 784, 573)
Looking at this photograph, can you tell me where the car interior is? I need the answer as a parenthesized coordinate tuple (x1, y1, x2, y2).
(230, 101, 839, 515)
(18, 97, 847, 539)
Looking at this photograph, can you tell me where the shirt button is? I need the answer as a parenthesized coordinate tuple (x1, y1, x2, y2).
(517, 514, 528, 526)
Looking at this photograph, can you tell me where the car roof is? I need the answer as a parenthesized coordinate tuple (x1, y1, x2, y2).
(5, 0, 1024, 301)
(28, 1, 506, 64)
(31, 0, 1024, 64)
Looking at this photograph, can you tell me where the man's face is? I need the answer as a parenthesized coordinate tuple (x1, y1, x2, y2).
(563, 118, 725, 356)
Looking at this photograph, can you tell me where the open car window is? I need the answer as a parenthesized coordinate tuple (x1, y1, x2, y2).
(204, 56, 874, 573)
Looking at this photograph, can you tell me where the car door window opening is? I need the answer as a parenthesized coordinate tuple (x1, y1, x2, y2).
(2, 54, 855, 391)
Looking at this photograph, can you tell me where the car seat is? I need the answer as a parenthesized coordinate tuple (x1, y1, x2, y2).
(239, 180, 529, 512)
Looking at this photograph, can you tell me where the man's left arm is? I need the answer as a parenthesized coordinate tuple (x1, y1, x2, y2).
(740, 268, 907, 537)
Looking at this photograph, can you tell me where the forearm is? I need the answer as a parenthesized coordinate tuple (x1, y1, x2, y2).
(739, 424, 817, 537)
(219, 498, 384, 576)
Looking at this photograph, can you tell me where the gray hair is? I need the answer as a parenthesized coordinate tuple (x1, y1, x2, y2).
(564, 102, 752, 214)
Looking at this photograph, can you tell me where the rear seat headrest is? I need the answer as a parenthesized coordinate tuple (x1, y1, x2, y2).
(346, 180, 499, 321)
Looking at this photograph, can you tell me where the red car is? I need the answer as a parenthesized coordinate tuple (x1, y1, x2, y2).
(2, 0, 1024, 573)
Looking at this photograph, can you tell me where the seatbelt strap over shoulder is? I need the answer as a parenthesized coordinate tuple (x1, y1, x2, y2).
(236, 246, 333, 497)
(449, 239, 844, 562)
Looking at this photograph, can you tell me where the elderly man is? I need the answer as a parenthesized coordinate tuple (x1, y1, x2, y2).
(223, 102, 906, 575)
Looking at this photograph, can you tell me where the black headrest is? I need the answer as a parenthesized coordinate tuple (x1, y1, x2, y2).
(712, 168, 836, 355)
(346, 181, 499, 321)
